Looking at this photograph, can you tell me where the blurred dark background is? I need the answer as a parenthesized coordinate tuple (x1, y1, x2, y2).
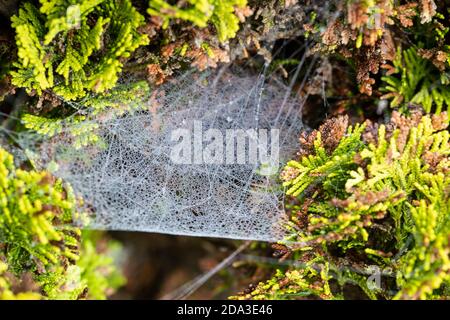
(109, 232, 250, 300)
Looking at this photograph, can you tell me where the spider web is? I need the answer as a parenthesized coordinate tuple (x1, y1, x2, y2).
(11, 1, 338, 242)
(19, 65, 306, 242)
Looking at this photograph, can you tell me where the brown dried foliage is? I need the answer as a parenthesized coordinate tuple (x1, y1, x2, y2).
(298, 115, 349, 157)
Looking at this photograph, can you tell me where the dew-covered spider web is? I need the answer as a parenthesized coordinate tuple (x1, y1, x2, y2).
(10, 0, 337, 242)
(17, 65, 309, 242)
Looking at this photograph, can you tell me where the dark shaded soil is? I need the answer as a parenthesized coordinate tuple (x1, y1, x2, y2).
(110, 232, 243, 299)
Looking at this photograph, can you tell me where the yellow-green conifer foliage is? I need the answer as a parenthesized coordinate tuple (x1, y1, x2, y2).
(382, 47, 450, 114)
(0, 147, 124, 299)
(148, 0, 248, 42)
(10, 0, 149, 100)
(235, 111, 450, 300)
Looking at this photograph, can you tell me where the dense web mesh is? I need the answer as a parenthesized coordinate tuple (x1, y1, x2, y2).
(17, 66, 306, 242)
